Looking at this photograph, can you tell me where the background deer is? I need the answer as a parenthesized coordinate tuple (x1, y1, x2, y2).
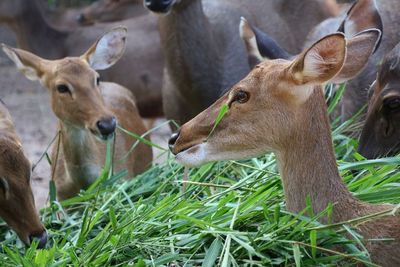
(0, 101, 47, 248)
(144, 0, 332, 125)
(0, 0, 164, 118)
(77, 0, 145, 26)
(169, 31, 400, 265)
(2, 27, 153, 200)
(359, 42, 400, 158)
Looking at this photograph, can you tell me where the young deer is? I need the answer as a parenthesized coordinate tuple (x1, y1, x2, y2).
(169, 31, 400, 265)
(359, 42, 400, 158)
(0, 0, 163, 118)
(0, 101, 47, 248)
(2, 27, 153, 200)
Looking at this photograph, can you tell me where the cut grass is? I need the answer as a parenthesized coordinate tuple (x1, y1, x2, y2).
(0, 84, 399, 266)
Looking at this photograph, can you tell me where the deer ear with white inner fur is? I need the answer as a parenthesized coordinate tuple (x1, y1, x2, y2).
(82, 27, 127, 70)
(289, 33, 346, 85)
(1, 44, 46, 81)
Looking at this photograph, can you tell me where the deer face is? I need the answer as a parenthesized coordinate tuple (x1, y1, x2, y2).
(78, 0, 133, 25)
(144, 0, 179, 14)
(0, 141, 46, 248)
(2, 27, 127, 140)
(359, 43, 400, 158)
(169, 34, 349, 167)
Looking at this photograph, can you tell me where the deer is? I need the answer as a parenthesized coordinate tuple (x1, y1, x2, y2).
(0, 101, 47, 248)
(240, 0, 400, 122)
(144, 0, 332, 126)
(77, 0, 146, 26)
(2, 27, 153, 200)
(358, 42, 400, 159)
(168, 28, 400, 265)
(0, 0, 164, 118)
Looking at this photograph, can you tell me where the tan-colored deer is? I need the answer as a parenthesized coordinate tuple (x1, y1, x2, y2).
(0, 101, 47, 248)
(2, 27, 153, 200)
(359, 42, 400, 158)
(0, 0, 163, 118)
(169, 31, 400, 265)
(145, 0, 332, 125)
(77, 0, 146, 25)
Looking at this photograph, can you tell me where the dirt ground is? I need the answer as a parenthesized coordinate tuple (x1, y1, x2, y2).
(0, 27, 170, 209)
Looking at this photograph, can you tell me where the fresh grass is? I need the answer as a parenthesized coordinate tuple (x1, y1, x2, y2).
(1, 84, 400, 266)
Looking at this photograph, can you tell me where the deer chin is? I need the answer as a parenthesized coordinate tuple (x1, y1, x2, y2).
(175, 143, 209, 167)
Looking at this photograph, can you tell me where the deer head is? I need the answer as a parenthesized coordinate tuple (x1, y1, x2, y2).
(2, 27, 127, 141)
(359, 43, 400, 158)
(169, 30, 381, 167)
(0, 105, 46, 248)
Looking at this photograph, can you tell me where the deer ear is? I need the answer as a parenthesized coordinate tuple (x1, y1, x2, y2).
(338, 0, 382, 48)
(331, 29, 381, 83)
(239, 17, 291, 68)
(290, 33, 346, 85)
(1, 44, 45, 81)
(82, 27, 127, 70)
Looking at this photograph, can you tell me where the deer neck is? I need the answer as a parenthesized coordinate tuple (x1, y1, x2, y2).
(7, 0, 67, 59)
(159, 0, 223, 110)
(58, 122, 102, 188)
(275, 87, 358, 222)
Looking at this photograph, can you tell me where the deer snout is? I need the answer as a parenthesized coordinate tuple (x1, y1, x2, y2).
(144, 0, 174, 13)
(168, 130, 181, 153)
(29, 229, 47, 249)
(96, 117, 117, 138)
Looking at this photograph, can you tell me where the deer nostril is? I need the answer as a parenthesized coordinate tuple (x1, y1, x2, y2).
(144, 0, 173, 12)
(96, 117, 117, 137)
(29, 230, 47, 249)
(76, 13, 86, 23)
(168, 130, 180, 151)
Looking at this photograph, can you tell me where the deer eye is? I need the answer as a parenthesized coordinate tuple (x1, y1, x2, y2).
(234, 90, 249, 104)
(0, 177, 10, 199)
(56, 84, 70, 94)
(383, 97, 400, 110)
(96, 77, 100, 86)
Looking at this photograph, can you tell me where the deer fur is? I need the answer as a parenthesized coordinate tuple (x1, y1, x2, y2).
(2, 28, 153, 200)
(0, 101, 46, 248)
(169, 32, 400, 266)
(146, 0, 331, 125)
(0, 0, 164, 118)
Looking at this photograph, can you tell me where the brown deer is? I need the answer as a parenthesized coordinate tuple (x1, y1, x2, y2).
(0, 0, 163, 118)
(169, 31, 400, 265)
(2, 27, 153, 200)
(77, 0, 146, 26)
(144, 0, 332, 125)
(359, 42, 400, 158)
(0, 101, 47, 248)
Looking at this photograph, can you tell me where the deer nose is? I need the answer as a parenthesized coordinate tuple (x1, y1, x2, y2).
(144, 0, 174, 13)
(168, 130, 180, 151)
(29, 230, 47, 249)
(96, 117, 117, 137)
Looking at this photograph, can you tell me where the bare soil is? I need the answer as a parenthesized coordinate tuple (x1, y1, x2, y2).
(0, 27, 170, 209)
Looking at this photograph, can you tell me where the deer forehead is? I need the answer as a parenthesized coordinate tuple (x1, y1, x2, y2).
(45, 58, 96, 86)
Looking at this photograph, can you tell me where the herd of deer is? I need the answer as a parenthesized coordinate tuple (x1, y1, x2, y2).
(0, 0, 399, 264)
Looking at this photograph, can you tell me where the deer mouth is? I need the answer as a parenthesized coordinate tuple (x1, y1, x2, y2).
(89, 128, 115, 141)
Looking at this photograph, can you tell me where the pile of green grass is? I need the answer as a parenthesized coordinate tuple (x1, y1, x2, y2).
(1, 85, 399, 266)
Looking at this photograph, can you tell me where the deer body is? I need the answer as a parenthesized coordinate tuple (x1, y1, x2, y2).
(169, 31, 400, 265)
(3, 28, 153, 200)
(0, 0, 163, 118)
(0, 101, 47, 248)
(146, 0, 330, 124)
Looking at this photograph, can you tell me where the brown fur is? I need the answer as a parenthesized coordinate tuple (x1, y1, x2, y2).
(3, 46, 152, 200)
(171, 35, 400, 266)
(0, 102, 45, 245)
(0, 0, 164, 118)
(153, 0, 331, 125)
